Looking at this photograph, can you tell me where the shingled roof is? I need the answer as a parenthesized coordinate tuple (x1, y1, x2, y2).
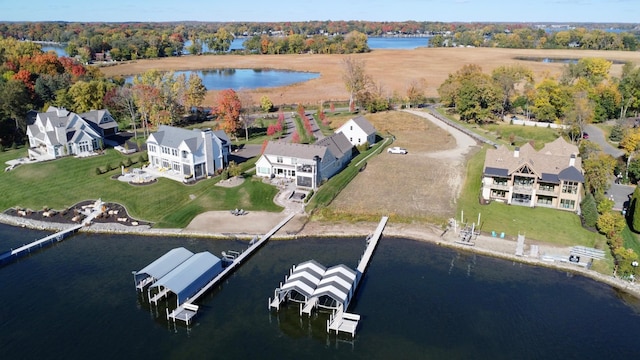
(483, 137, 583, 182)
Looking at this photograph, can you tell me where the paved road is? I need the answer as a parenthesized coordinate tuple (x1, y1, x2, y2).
(606, 183, 635, 211)
(584, 124, 624, 158)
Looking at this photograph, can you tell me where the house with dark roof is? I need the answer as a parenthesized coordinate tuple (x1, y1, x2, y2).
(146, 125, 230, 182)
(255, 132, 352, 189)
(335, 116, 376, 147)
(26, 106, 104, 160)
(481, 137, 584, 211)
(79, 109, 119, 138)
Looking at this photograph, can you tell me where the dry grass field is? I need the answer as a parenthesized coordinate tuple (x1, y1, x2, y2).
(98, 47, 639, 223)
(326, 111, 476, 222)
(100, 47, 640, 107)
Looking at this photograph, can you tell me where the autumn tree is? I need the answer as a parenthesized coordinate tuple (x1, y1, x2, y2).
(617, 62, 640, 119)
(0, 79, 32, 145)
(405, 78, 428, 108)
(342, 56, 371, 112)
(563, 91, 594, 143)
(65, 79, 115, 113)
(583, 153, 616, 195)
(215, 89, 241, 137)
(260, 95, 273, 113)
(185, 73, 207, 110)
(104, 86, 138, 137)
(491, 64, 534, 116)
(132, 84, 160, 136)
(532, 77, 572, 122)
(237, 90, 255, 141)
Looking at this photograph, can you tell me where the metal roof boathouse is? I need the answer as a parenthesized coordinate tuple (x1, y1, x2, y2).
(147, 252, 223, 308)
(133, 247, 195, 291)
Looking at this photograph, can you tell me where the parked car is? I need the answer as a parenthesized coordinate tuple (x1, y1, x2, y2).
(387, 146, 408, 154)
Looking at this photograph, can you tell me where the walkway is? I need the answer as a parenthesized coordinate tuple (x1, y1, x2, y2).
(584, 124, 624, 158)
(167, 213, 295, 325)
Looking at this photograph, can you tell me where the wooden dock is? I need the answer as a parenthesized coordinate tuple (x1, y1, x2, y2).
(0, 200, 105, 265)
(327, 216, 388, 338)
(167, 213, 295, 325)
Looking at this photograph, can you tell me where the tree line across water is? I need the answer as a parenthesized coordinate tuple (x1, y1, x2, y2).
(1, 21, 638, 62)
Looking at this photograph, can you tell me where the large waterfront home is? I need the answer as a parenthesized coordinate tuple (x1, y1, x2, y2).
(26, 106, 108, 160)
(146, 125, 230, 182)
(481, 137, 584, 211)
(335, 116, 377, 147)
(255, 132, 353, 189)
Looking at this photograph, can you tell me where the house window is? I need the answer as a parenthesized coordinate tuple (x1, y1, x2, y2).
(171, 149, 178, 156)
(162, 160, 169, 168)
(560, 199, 576, 209)
(148, 144, 157, 153)
(182, 150, 188, 159)
(172, 162, 180, 172)
(276, 156, 283, 163)
(350, 125, 353, 131)
(493, 178, 508, 187)
(539, 183, 555, 192)
(562, 181, 578, 194)
(350, 137, 353, 142)
(162, 146, 170, 154)
(491, 190, 506, 198)
(291, 158, 297, 165)
(537, 196, 553, 206)
(257, 167, 270, 175)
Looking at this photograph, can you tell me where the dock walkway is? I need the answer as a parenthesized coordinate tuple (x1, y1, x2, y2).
(326, 216, 387, 337)
(0, 200, 104, 265)
(167, 213, 295, 325)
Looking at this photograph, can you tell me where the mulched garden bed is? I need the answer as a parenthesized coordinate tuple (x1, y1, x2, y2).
(5, 200, 151, 226)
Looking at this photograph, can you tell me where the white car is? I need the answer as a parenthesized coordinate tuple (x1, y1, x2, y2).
(387, 146, 408, 154)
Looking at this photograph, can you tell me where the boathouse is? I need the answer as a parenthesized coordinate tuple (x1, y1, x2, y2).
(272, 261, 357, 312)
(133, 247, 194, 291)
(148, 252, 223, 308)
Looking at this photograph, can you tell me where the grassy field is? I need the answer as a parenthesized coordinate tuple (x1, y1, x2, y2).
(457, 146, 607, 248)
(0, 148, 281, 228)
(100, 48, 640, 109)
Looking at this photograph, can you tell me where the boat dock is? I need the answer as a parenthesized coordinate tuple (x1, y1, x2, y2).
(166, 213, 295, 325)
(0, 200, 105, 265)
(269, 216, 388, 338)
(327, 216, 387, 337)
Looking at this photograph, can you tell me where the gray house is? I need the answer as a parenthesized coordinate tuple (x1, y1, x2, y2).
(146, 125, 230, 182)
(255, 132, 353, 189)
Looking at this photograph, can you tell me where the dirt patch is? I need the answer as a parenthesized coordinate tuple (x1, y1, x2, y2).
(215, 176, 245, 188)
(100, 48, 640, 107)
(329, 111, 478, 219)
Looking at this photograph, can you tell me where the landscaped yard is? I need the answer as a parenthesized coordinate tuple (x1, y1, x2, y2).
(0, 148, 281, 228)
(457, 147, 607, 248)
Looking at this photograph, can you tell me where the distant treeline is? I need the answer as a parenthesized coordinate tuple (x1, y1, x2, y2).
(0, 21, 638, 61)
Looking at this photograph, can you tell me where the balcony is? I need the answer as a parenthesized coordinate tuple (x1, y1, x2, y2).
(297, 164, 314, 173)
(512, 185, 533, 194)
(489, 182, 509, 190)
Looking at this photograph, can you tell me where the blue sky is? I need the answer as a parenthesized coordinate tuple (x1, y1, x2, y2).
(3, 0, 639, 23)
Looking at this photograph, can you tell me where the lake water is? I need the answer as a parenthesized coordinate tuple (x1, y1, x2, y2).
(1, 222, 639, 359)
(125, 69, 319, 90)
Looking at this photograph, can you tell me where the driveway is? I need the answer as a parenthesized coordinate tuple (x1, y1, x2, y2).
(605, 183, 635, 211)
(584, 124, 623, 158)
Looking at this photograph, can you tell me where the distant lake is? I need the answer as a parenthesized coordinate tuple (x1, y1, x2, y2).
(41, 45, 67, 57)
(368, 37, 430, 49)
(125, 69, 319, 90)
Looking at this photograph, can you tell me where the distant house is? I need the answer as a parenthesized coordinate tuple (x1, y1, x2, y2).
(26, 106, 104, 160)
(481, 137, 584, 211)
(255, 132, 352, 189)
(335, 116, 376, 147)
(146, 125, 230, 181)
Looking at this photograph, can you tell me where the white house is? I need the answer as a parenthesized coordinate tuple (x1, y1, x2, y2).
(80, 109, 119, 138)
(255, 132, 353, 189)
(146, 125, 230, 182)
(335, 116, 376, 147)
(26, 106, 104, 160)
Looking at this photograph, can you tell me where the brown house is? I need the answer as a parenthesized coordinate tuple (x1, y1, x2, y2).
(481, 137, 584, 211)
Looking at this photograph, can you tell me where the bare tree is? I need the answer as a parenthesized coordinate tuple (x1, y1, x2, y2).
(237, 90, 255, 142)
(342, 56, 371, 111)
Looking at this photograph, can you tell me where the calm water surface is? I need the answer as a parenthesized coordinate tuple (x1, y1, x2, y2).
(1, 223, 639, 359)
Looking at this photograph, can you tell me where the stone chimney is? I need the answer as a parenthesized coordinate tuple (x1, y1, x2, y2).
(569, 154, 576, 167)
(513, 147, 520, 158)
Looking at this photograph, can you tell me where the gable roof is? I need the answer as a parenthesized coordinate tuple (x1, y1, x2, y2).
(263, 141, 330, 161)
(148, 126, 229, 153)
(350, 116, 376, 136)
(316, 132, 352, 159)
(80, 109, 118, 130)
(483, 137, 582, 181)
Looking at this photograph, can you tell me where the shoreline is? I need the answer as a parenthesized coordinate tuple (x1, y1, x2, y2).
(2, 212, 640, 301)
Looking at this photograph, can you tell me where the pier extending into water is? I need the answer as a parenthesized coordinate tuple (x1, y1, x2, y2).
(0, 200, 104, 265)
(269, 216, 388, 338)
(166, 213, 295, 325)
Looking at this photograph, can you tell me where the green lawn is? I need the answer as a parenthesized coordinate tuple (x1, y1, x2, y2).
(457, 146, 607, 248)
(0, 148, 281, 228)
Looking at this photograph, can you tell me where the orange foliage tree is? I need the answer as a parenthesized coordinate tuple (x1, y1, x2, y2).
(215, 89, 241, 137)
